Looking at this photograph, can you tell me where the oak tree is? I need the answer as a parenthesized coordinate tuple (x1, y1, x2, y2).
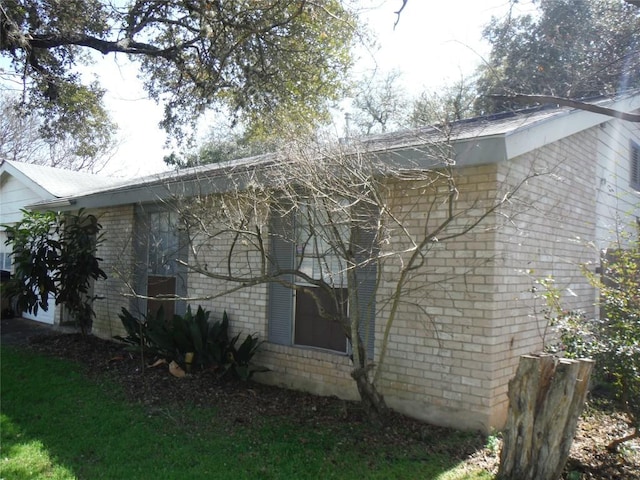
(1, 1, 359, 145)
(475, 0, 640, 114)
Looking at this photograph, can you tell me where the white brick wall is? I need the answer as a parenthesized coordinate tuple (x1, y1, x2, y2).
(92, 205, 136, 339)
(595, 118, 640, 249)
(370, 128, 600, 431)
(91, 124, 611, 433)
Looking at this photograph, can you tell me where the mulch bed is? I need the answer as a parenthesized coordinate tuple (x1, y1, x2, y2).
(21, 333, 640, 479)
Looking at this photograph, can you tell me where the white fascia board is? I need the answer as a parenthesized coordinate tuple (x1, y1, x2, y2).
(505, 95, 640, 161)
(504, 108, 606, 160)
(368, 136, 509, 168)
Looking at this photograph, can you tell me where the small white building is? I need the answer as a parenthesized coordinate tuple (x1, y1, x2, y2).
(0, 159, 122, 323)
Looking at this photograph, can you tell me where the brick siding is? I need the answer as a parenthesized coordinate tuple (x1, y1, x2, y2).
(91, 126, 607, 432)
(92, 205, 136, 338)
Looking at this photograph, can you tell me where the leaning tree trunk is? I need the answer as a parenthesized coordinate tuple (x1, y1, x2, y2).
(350, 335, 387, 420)
(497, 354, 594, 480)
(351, 365, 387, 420)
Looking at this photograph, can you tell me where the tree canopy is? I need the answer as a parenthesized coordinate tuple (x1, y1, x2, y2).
(349, 69, 408, 135)
(475, 0, 640, 114)
(163, 128, 276, 169)
(0, 0, 359, 145)
(0, 92, 116, 171)
(408, 77, 477, 127)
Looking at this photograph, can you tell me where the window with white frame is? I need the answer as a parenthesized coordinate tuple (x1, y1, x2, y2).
(148, 210, 181, 276)
(1, 252, 11, 271)
(0, 231, 12, 272)
(134, 207, 187, 321)
(295, 201, 349, 288)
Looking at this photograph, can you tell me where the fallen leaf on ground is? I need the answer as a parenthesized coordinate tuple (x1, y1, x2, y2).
(169, 360, 185, 378)
(149, 358, 167, 368)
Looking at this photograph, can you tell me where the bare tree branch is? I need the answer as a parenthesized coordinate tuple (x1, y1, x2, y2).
(491, 94, 640, 122)
(393, 0, 408, 29)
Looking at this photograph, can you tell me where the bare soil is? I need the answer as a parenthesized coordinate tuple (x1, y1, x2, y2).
(23, 333, 640, 479)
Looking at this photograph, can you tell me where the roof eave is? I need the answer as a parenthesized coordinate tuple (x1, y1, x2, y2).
(504, 94, 640, 160)
(30, 92, 640, 211)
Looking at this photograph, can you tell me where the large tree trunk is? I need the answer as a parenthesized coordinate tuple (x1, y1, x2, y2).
(498, 354, 594, 480)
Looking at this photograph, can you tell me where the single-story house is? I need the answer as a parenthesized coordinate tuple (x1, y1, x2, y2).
(26, 93, 640, 432)
(0, 159, 123, 323)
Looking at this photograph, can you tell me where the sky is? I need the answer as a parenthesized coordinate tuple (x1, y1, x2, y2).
(60, 1, 536, 178)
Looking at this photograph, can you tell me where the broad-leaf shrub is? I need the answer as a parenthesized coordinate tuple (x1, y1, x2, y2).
(3, 209, 106, 334)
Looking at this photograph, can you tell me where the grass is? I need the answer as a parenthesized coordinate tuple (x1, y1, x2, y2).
(0, 346, 491, 479)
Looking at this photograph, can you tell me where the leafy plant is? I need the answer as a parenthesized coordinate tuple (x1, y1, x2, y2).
(226, 332, 268, 380)
(535, 276, 590, 356)
(116, 305, 267, 380)
(485, 430, 501, 455)
(3, 210, 59, 316)
(115, 306, 146, 347)
(541, 222, 640, 450)
(580, 225, 640, 450)
(3, 209, 106, 335)
(56, 210, 107, 334)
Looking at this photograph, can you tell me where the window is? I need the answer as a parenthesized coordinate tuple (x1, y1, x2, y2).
(1, 252, 11, 271)
(632, 141, 640, 191)
(133, 207, 187, 320)
(268, 205, 377, 357)
(295, 202, 349, 288)
(0, 231, 12, 272)
(294, 286, 348, 352)
(147, 210, 183, 319)
(148, 211, 181, 276)
(292, 203, 349, 352)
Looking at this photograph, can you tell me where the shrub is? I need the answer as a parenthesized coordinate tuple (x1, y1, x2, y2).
(541, 222, 639, 450)
(227, 332, 267, 380)
(581, 227, 639, 432)
(3, 209, 106, 335)
(116, 305, 267, 380)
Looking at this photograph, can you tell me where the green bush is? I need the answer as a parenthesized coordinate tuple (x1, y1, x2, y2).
(3, 209, 106, 335)
(541, 222, 639, 449)
(116, 305, 267, 379)
(227, 331, 267, 380)
(581, 228, 639, 423)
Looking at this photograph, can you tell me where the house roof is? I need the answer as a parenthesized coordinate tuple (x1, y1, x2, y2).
(0, 159, 125, 201)
(364, 92, 640, 166)
(29, 91, 640, 211)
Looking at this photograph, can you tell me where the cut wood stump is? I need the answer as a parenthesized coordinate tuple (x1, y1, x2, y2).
(497, 354, 594, 480)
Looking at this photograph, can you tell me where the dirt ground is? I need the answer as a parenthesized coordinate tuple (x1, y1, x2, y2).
(16, 333, 640, 479)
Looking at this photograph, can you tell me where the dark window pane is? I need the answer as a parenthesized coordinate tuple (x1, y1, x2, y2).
(295, 287, 347, 352)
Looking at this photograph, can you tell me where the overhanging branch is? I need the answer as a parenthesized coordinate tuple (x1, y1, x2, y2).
(26, 33, 184, 59)
(491, 94, 640, 123)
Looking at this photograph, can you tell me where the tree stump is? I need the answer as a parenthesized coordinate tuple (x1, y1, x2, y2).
(497, 354, 594, 480)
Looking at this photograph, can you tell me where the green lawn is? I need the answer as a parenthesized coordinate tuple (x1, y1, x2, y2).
(0, 346, 491, 480)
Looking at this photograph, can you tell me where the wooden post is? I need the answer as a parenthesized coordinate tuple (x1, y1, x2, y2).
(497, 354, 594, 480)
